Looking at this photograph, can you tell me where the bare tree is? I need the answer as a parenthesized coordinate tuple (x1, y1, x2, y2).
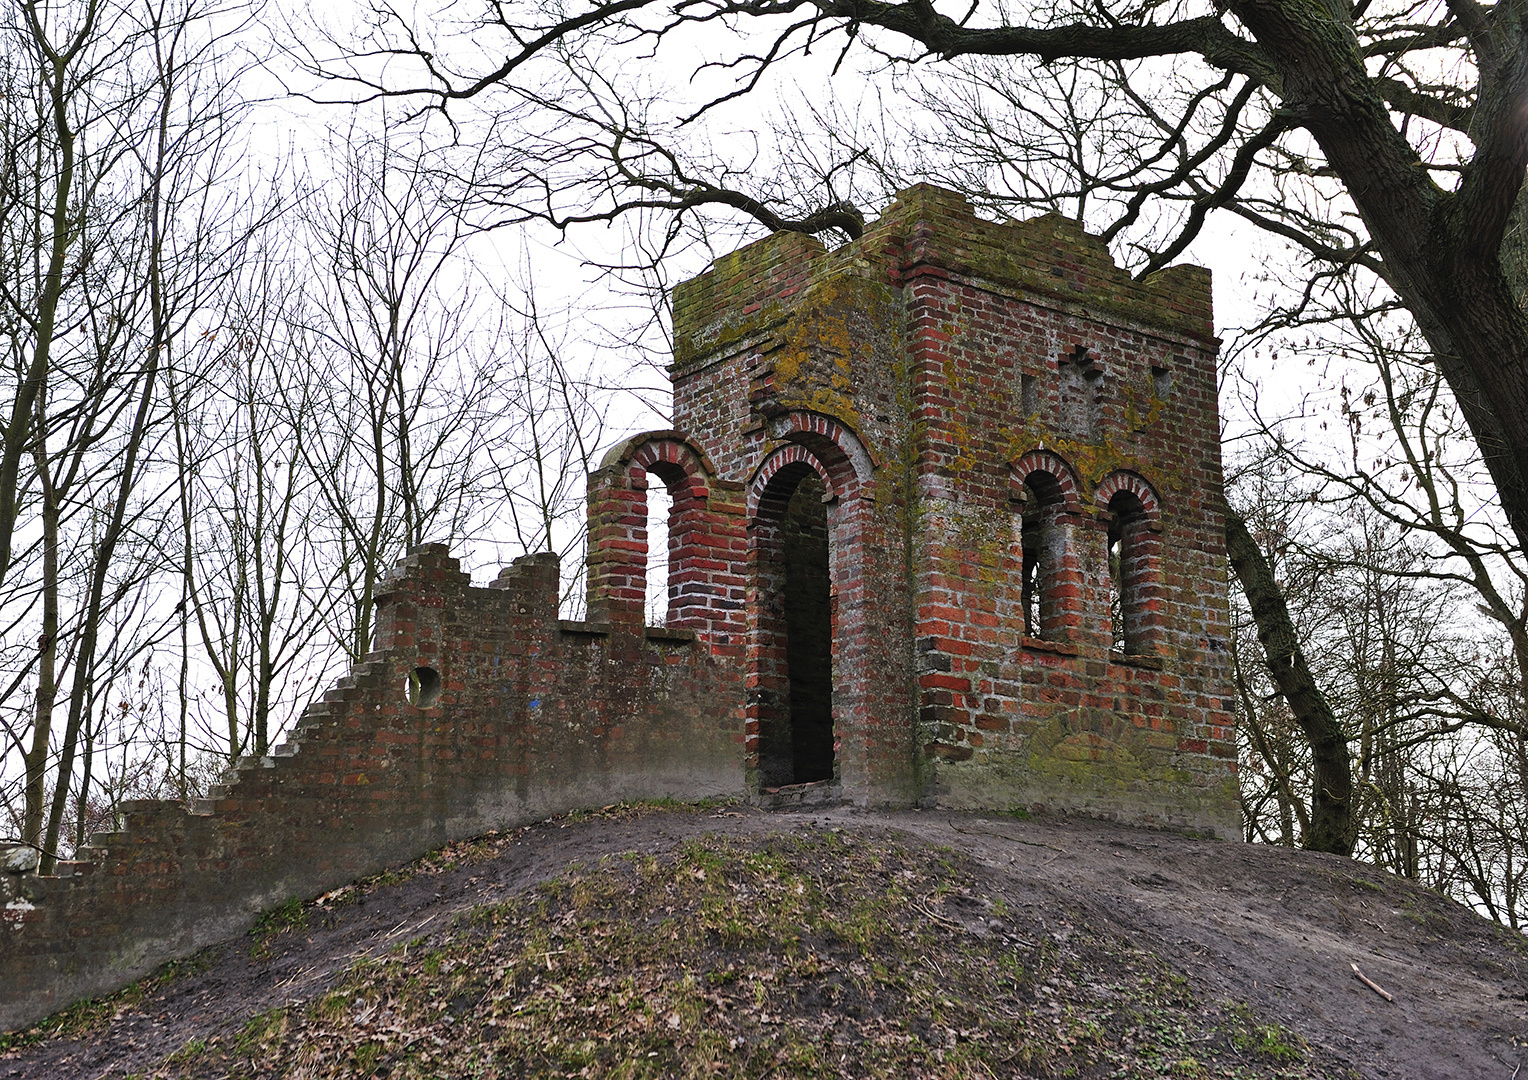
(283, 125, 499, 661)
(1224, 263, 1528, 917)
(0, 0, 265, 870)
(169, 238, 355, 764)
(285, 0, 1528, 567)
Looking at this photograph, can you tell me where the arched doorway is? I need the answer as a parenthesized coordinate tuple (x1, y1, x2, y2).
(752, 466, 835, 789)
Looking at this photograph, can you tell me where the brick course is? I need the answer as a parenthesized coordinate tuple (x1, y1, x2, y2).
(1, 184, 1237, 1031)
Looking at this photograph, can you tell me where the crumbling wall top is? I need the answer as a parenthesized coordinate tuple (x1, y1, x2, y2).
(672, 183, 1214, 367)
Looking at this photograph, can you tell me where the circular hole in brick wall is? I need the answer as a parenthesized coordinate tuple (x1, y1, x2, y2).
(406, 666, 441, 708)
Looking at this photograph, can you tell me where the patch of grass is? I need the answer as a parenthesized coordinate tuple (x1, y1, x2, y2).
(1393, 890, 1458, 935)
(1227, 1004, 1306, 1063)
(251, 897, 307, 938)
(163, 1035, 208, 1064)
(119, 829, 1348, 1080)
(353, 1040, 383, 1073)
(309, 992, 349, 1023)
(234, 1007, 288, 1056)
(1333, 873, 1387, 895)
(249, 897, 308, 960)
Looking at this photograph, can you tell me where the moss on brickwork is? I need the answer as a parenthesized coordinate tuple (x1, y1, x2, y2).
(936, 712, 1239, 827)
(674, 184, 1213, 370)
(765, 273, 902, 431)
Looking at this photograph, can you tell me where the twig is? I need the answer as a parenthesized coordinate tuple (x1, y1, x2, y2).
(1350, 962, 1395, 1002)
(276, 964, 314, 989)
(384, 911, 440, 940)
(913, 898, 964, 930)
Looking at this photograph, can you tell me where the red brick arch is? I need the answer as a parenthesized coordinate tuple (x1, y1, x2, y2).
(1007, 448, 1088, 642)
(1096, 471, 1165, 655)
(1009, 449, 1085, 514)
(748, 443, 835, 516)
(586, 431, 745, 638)
(756, 410, 876, 508)
(1094, 470, 1162, 526)
(604, 430, 717, 499)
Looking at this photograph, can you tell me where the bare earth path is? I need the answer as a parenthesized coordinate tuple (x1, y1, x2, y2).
(2, 806, 1525, 1078)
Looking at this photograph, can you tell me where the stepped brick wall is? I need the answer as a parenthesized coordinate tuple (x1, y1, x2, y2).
(2, 184, 1238, 1032)
(1, 549, 741, 1031)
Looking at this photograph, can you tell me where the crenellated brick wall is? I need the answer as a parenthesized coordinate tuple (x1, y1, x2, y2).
(2, 183, 1238, 1031)
(1, 548, 742, 1031)
(667, 182, 1237, 826)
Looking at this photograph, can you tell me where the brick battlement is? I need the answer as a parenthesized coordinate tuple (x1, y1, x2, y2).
(1, 550, 741, 1030)
(2, 184, 1237, 1031)
(674, 184, 1213, 368)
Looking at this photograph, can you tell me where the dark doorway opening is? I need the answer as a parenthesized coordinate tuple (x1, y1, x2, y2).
(756, 468, 835, 789)
(783, 474, 834, 783)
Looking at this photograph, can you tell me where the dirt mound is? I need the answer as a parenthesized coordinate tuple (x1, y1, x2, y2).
(1, 806, 1524, 1078)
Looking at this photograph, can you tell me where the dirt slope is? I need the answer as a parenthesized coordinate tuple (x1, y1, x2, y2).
(1, 805, 1524, 1079)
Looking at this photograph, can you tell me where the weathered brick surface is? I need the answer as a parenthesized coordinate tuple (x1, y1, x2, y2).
(1, 184, 1236, 1032)
(1, 547, 742, 1031)
(670, 182, 1237, 824)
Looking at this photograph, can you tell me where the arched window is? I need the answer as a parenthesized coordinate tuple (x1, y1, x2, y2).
(644, 477, 673, 625)
(583, 433, 715, 629)
(1105, 487, 1157, 654)
(1021, 471, 1066, 640)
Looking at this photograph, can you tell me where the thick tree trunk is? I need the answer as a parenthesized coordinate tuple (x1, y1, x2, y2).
(1225, 508, 1355, 855)
(1228, 0, 1528, 555)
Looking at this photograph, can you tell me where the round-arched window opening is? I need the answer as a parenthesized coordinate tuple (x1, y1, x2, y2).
(406, 666, 441, 708)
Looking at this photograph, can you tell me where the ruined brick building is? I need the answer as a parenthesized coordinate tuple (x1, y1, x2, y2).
(1, 184, 1237, 1030)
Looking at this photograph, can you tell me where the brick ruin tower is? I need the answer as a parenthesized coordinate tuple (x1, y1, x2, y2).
(589, 182, 1239, 831)
(1, 183, 1239, 1031)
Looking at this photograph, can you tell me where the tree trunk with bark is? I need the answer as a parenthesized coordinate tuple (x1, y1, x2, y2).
(1226, 507, 1355, 855)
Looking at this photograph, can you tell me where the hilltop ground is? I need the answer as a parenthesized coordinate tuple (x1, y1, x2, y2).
(1, 805, 1525, 1079)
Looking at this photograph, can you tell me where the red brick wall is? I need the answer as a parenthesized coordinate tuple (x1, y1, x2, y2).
(1, 546, 743, 1031)
(1, 183, 1237, 1033)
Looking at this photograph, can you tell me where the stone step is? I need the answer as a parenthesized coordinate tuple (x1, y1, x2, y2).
(751, 778, 844, 812)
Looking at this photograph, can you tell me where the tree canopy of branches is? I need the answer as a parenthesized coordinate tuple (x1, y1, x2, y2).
(0, 0, 617, 869)
(294, 0, 1528, 554)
